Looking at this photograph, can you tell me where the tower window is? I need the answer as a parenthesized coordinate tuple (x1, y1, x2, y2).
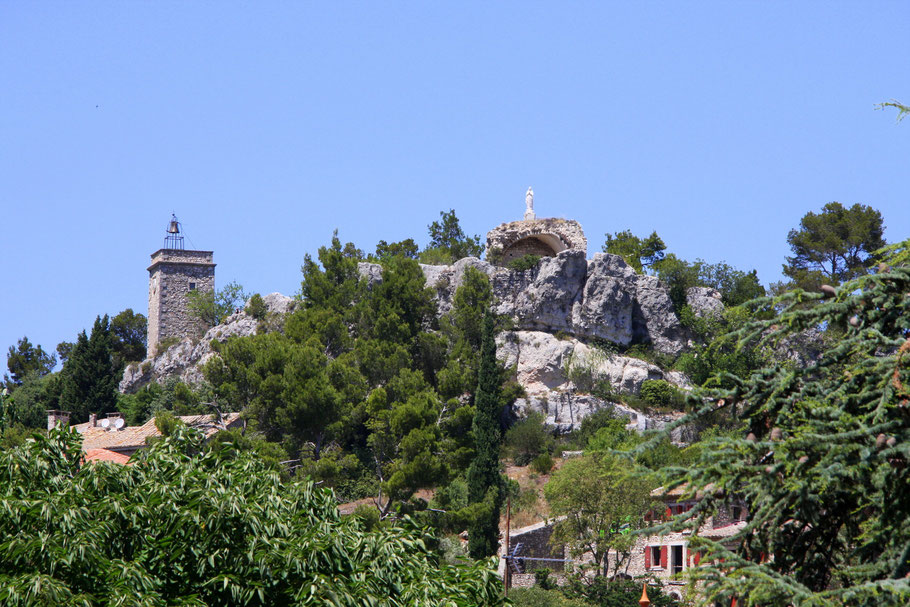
(189, 282, 196, 290)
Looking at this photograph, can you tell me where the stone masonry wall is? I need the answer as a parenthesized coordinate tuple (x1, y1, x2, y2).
(147, 249, 215, 357)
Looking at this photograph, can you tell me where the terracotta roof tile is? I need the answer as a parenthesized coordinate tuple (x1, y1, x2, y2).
(83, 449, 132, 465)
(78, 413, 242, 452)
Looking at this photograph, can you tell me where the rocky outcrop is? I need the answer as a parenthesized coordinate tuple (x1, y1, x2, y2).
(687, 287, 724, 319)
(406, 251, 695, 354)
(497, 330, 693, 435)
(120, 293, 296, 393)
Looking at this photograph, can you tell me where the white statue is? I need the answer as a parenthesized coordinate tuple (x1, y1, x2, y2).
(524, 187, 536, 220)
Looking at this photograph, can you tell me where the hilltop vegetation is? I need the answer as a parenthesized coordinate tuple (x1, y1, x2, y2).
(1, 202, 906, 606)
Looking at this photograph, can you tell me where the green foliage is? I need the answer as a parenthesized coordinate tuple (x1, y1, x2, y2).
(0, 425, 506, 605)
(186, 280, 249, 328)
(562, 577, 679, 607)
(110, 308, 147, 368)
(562, 349, 612, 397)
(652, 241, 910, 606)
(2, 372, 62, 429)
(530, 452, 554, 475)
(783, 201, 886, 289)
(603, 229, 666, 273)
(505, 411, 553, 466)
(467, 312, 505, 558)
(653, 253, 765, 313)
(639, 379, 684, 408)
(508, 586, 591, 607)
(544, 454, 654, 577)
(118, 378, 209, 426)
(4, 336, 55, 388)
(507, 254, 542, 272)
(58, 315, 119, 422)
(571, 407, 625, 449)
(245, 293, 267, 320)
(374, 238, 419, 261)
(422, 209, 483, 264)
(878, 99, 909, 122)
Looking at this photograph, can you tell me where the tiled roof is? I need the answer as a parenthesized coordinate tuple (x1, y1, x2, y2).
(702, 520, 747, 539)
(78, 413, 243, 452)
(83, 448, 132, 465)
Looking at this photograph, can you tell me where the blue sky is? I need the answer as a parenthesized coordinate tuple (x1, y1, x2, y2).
(2, 2, 908, 367)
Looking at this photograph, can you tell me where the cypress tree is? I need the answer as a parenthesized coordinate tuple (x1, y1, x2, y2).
(58, 315, 119, 422)
(466, 311, 504, 559)
(652, 239, 910, 606)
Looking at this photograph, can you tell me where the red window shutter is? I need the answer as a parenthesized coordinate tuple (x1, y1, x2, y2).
(660, 546, 668, 568)
(645, 546, 651, 568)
(665, 506, 672, 519)
(694, 552, 701, 566)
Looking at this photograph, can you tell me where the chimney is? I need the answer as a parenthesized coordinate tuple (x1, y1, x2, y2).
(46, 410, 71, 431)
(89, 413, 97, 427)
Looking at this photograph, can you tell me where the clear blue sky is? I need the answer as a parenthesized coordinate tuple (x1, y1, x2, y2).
(2, 2, 908, 367)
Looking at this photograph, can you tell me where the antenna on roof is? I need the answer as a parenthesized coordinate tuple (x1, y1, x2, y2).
(113, 417, 125, 430)
(100, 418, 111, 429)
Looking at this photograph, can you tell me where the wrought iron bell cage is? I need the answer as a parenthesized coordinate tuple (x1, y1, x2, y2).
(164, 214, 185, 249)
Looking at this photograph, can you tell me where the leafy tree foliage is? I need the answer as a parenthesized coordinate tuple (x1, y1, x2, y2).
(544, 454, 654, 578)
(653, 254, 765, 313)
(422, 209, 483, 264)
(374, 238, 419, 260)
(878, 99, 909, 122)
(3, 373, 63, 429)
(0, 425, 505, 605)
(110, 308, 147, 368)
(603, 230, 666, 273)
(652, 240, 910, 606)
(4, 336, 55, 388)
(467, 312, 505, 558)
(186, 280, 249, 327)
(783, 201, 886, 289)
(55, 340, 74, 365)
(58, 315, 119, 422)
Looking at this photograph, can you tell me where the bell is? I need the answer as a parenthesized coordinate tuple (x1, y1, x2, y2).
(167, 219, 180, 234)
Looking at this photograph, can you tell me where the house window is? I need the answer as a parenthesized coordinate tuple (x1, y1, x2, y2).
(650, 546, 661, 568)
(732, 505, 742, 521)
(671, 545, 684, 574)
(189, 282, 196, 290)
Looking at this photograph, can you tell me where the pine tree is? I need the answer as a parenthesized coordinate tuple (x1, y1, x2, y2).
(654, 239, 910, 606)
(466, 311, 504, 559)
(58, 315, 119, 422)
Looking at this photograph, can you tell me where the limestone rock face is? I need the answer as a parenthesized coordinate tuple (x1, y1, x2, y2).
(412, 250, 694, 354)
(497, 331, 685, 398)
(631, 275, 688, 355)
(496, 330, 692, 432)
(570, 254, 636, 345)
(356, 262, 383, 289)
(687, 287, 724, 319)
(495, 250, 588, 334)
(120, 293, 296, 393)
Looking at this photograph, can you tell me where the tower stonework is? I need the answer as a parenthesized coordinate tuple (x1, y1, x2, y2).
(146, 218, 215, 358)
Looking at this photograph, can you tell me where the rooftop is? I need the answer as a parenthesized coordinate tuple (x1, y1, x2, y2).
(75, 413, 243, 453)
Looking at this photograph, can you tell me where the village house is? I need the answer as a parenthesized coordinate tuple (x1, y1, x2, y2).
(46, 409, 244, 463)
(611, 484, 747, 600)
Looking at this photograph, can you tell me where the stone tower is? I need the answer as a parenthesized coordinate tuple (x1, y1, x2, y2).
(146, 215, 215, 358)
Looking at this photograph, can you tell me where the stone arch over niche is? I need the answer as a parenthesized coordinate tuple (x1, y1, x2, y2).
(486, 218, 587, 266)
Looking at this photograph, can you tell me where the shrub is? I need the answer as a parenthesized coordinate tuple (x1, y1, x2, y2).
(505, 412, 552, 466)
(531, 453, 554, 474)
(563, 577, 679, 606)
(246, 293, 268, 320)
(639, 379, 683, 408)
(534, 568, 557, 590)
(508, 587, 589, 607)
(507, 254, 542, 272)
